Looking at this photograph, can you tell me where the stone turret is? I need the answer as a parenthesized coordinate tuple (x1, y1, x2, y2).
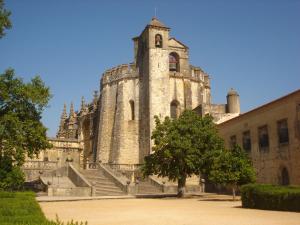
(226, 88, 240, 114)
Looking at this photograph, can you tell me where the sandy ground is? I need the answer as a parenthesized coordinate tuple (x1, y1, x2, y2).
(39, 196, 300, 225)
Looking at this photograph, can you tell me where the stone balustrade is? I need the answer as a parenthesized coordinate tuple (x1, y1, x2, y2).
(22, 160, 58, 170)
(103, 163, 142, 172)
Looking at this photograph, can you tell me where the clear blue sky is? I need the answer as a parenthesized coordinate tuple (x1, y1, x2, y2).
(1, 0, 299, 137)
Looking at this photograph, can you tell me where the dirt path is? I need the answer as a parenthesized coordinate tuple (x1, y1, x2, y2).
(40, 197, 300, 225)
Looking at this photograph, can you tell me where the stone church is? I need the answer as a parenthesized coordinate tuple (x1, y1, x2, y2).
(56, 18, 240, 166)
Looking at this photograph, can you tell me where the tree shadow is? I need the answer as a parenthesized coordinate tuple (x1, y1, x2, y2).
(198, 198, 236, 202)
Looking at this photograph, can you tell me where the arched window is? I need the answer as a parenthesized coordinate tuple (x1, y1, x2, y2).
(155, 34, 162, 48)
(281, 167, 290, 186)
(169, 52, 179, 72)
(129, 100, 135, 120)
(170, 100, 180, 119)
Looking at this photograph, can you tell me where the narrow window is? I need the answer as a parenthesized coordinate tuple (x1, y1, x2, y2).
(230, 135, 237, 148)
(258, 125, 269, 151)
(242, 130, 251, 152)
(155, 34, 162, 48)
(170, 100, 180, 119)
(277, 119, 289, 144)
(281, 167, 290, 186)
(169, 52, 180, 72)
(129, 100, 135, 120)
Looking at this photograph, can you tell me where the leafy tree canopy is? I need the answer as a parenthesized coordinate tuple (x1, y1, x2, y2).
(0, 0, 11, 38)
(0, 69, 52, 181)
(208, 145, 256, 200)
(142, 110, 224, 197)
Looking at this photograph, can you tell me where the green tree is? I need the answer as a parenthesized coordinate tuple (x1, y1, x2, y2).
(208, 145, 256, 200)
(0, 0, 11, 38)
(0, 69, 52, 190)
(142, 110, 224, 197)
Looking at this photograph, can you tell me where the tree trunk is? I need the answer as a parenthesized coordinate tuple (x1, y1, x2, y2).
(177, 175, 186, 198)
(232, 186, 236, 201)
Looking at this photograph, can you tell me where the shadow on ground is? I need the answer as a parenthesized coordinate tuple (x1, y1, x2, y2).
(198, 198, 236, 202)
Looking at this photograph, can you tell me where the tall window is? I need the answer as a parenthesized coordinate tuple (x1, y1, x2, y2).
(258, 125, 269, 151)
(170, 100, 180, 119)
(281, 167, 290, 186)
(230, 135, 237, 148)
(169, 52, 179, 72)
(155, 34, 162, 48)
(277, 119, 289, 144)
(242, 130, 251, 152)
(129, 100, 135, 120)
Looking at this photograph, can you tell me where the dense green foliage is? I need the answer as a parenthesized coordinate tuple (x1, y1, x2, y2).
(142, 110, 224, 197)
(0, 69, 52, 190)
(0, 191, 88, 225)
(0, 0, 11, 38)
(0, 165, 24, 190)
(208, 145, 256, 199)
(241, 184, 300, 212)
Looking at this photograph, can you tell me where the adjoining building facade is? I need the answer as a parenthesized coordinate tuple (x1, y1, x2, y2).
(218, 89, 300, 185)
(55, 18, 239, 166)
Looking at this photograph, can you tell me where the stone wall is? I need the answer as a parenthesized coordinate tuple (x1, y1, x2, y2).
(97, 66, 140, 164)
(218, 90, 300, 185)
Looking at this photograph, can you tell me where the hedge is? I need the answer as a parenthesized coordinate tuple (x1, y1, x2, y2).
(241, 184, 300, 212)
(0, 191, 87, 225)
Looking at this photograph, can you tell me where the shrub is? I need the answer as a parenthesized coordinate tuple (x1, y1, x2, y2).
(0, 166, 25, 190)
(241, 184, 300, 212)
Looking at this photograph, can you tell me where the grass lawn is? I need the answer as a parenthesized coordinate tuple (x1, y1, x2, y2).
(0, 191, 87, 225)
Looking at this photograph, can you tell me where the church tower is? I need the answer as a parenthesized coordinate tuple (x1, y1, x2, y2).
(137, 18, 171, 160)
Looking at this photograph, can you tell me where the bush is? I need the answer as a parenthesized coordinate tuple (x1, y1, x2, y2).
(0, 166, 25, 190)
(241, 184, 300, 212)
(0, 191, 87, 225)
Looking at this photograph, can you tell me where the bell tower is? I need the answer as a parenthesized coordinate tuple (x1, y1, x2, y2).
(137, 18, 171, 160)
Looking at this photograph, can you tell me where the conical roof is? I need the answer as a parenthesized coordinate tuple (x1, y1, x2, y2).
(227, 88, 239, 96)
(148, 17, 168, 28)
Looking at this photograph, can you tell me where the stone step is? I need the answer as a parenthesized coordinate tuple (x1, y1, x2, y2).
(94, 189, 124, 195)
(95, 188, 124, 193)
(94, 191, 124, 196)
(93, 184, 121, 190)
(80, 172, 106, 177)
(80, 170, 105, 176)
(93, 182, 120, 188)
(95, 185, 122, 191)
(80, 168, 126, 196)
(84, 176, 109, 181)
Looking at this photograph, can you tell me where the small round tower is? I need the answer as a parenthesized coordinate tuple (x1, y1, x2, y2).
(226, 88, 240, 114)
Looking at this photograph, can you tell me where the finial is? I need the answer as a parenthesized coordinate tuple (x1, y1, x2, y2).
(61, 103, 67, 119)
(69, 102, 74, 117)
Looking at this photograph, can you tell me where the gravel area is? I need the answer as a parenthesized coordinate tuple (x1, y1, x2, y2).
(40, 196, 300, 225)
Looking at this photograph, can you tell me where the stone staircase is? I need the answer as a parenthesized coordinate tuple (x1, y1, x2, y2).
(80, 169, 126, 196)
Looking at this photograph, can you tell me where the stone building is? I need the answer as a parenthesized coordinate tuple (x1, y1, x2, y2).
(218, 89, 300, 185)
(56, 18, 239, 167)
